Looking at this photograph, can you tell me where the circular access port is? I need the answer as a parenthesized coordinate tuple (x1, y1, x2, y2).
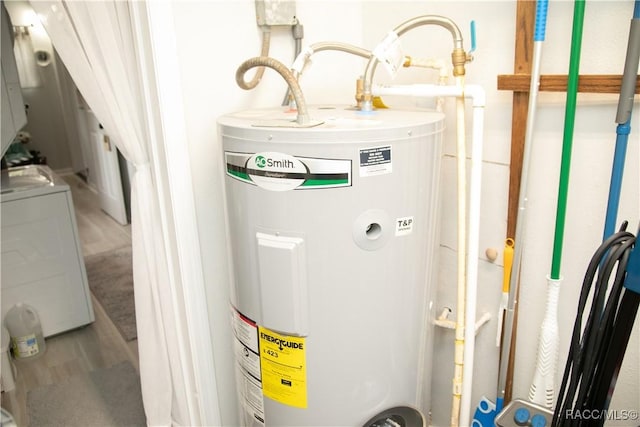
(362, 406, 425, 427)
(369, 414, 405, 427)
(352, 209, 391, 251)
(365, 223, 382, 240)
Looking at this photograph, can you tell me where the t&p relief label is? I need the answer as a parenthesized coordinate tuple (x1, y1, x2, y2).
(395, 216, 414, 236)
(258, 326, 307, 408)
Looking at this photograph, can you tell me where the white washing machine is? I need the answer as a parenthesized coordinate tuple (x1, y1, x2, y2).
(1, 165, 94, 337)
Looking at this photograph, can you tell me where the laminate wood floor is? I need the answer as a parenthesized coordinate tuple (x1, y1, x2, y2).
(65, 174, 132, 257)
(1, 173, 139, 426)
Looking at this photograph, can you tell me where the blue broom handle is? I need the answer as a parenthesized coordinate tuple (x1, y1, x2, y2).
(603, 0, 640, 239)
(604, 124, 631, 239)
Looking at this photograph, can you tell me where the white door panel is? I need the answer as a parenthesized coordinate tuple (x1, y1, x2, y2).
(89, 128, 127, 225)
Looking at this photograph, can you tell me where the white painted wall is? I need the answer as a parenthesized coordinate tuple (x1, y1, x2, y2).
(167, 1, 639, 425)
(364, 2, 639, 425)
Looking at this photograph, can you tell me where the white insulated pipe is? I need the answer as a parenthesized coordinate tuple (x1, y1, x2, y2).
(373, 83, 486, 426)
(372, 83, 485, 105)
(463, 88, 485, 427)
(450, 77, 467, 427)
(402, 57, 449, 111)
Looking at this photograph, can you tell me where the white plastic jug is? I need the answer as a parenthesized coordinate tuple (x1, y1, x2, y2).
(1, 326, 16, 391)
(4, 303, 46, 359)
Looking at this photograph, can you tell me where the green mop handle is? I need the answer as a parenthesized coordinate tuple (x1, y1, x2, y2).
(530, 0, 586, 408)
(550, 0, 586, 280)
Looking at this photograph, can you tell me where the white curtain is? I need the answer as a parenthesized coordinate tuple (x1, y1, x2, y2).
(30, 2, 191, 425)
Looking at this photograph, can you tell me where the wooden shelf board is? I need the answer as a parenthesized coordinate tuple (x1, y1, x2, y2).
(498, 74, 640, 94)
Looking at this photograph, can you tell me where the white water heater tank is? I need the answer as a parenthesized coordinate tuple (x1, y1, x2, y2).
(219, 106, 444, 427)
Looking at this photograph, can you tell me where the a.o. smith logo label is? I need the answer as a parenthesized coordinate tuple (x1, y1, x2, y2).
(225, 151, 351, 191)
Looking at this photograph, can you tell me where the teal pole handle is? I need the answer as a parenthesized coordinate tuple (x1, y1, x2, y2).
(534, 0, 549, 42)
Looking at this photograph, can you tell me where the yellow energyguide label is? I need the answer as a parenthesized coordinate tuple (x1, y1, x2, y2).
(258, 326, 307, 408)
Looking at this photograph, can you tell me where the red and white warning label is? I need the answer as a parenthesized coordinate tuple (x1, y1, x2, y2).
(231, 308, 265, 425)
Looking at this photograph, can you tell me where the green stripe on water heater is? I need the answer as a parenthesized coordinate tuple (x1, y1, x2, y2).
(227, 165, 348, 187)
(227, 168, 250, 181)
(300, 178, 349, 187)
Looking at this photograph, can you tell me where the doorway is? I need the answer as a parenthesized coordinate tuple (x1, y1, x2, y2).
(1, 2, 141, 424)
